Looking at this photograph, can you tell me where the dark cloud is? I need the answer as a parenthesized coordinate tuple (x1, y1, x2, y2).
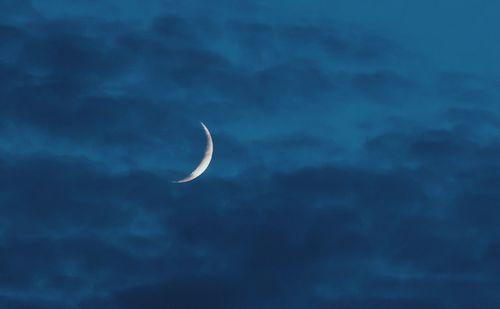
(350, 70, 419, 103)
(4, 139, 500, 307)
(1, 1, 500, 308)
(0, 0, 38, 22)
(437, 71, 498, 103)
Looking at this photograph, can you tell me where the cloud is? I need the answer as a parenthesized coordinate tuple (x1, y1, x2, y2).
(2, 1, 500, 308)
(0, 11, 416, 175)
(437, 72, 499, 104)
(2, 140, 500, 307)
(350, 70, 419, 103)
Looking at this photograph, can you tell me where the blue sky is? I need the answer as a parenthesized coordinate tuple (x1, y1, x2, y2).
(1, 0, 500, 308)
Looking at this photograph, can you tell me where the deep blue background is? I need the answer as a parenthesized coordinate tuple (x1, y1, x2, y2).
(1, 0, 500, 308)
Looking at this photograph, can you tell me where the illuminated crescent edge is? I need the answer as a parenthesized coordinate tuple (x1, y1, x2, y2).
(172, 122, 213, 183)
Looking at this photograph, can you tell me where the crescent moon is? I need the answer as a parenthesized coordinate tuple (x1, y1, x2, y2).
(172, 122, 213, 183)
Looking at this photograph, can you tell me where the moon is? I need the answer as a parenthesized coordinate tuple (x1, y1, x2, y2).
(172, 122, 213, 183)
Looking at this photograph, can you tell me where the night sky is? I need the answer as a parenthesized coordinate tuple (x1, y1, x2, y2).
(1, 1, 500, 308)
